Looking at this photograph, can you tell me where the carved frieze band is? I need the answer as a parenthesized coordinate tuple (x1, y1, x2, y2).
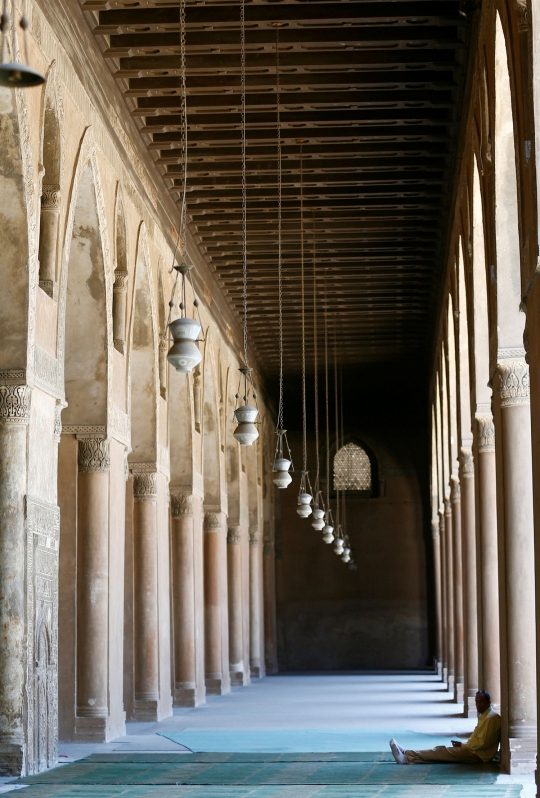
(460, 447, 474, 478)
(497, 359, 530, 408)
(133, 471, 158, 502)
(78, 437, 110, 473)
(0, 384, 31, 424)
(476, 414, 495, 452)
(204, 512, 221, 531)
(227, 527, 241, 546)
(170, 490, 193, 518)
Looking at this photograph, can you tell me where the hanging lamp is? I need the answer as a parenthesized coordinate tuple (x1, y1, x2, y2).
(296, 140, 312, 518)
(321, 274, 334, 543)
(0, 0, 45, 87)
(233, 0, 260, 446)
(165, 0, 203, 375)
(271, 24, 293, 486)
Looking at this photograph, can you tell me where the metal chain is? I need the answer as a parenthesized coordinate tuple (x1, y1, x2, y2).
(313, 211, 319, 487)
(240, 0, 248, 367)
(300, 142, 307, 473)
(276, 26, 284, 430)
(179, 0, 188, 258)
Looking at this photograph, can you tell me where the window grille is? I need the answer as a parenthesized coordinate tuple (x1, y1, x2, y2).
(334, 442, 371, 491)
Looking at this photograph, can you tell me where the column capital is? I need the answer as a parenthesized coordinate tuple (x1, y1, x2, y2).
(54, 399, 68, 443)
(0, 383, 31, 425)
(450, 476, 461, 503)
(460, 447, 474, 478)
(113, 270, 128, 292)
(41, 183, 61, 211)
(131, 464, 158, 501)
(204, 511, 222, 531)
(77, 437, 110, 473)
(249, 526, 259, 546)
(444, 497, 452, 517)
(476, 413, 495, 452)
(497, 359, 530, 408)
(431, 519, 439, 540)
(227, 526, 241, 546)
(170, 489, 193, 518)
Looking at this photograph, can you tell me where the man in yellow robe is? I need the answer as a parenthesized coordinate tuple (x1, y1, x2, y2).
(389, 691, 500, 765)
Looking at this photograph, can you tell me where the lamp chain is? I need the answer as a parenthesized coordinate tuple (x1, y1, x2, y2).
(300, 142, 307, 474)
(179, 0, 188, 257)
(276, 26, 284, 431)
(240, 0, 248, 367)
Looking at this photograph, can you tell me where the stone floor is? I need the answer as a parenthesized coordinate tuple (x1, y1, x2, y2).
(1, 672, 534, 796)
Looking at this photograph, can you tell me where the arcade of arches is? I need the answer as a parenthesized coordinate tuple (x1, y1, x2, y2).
(3, 0, 540, 786)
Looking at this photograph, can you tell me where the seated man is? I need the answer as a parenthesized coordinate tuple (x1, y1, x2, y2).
(389, 690, 500, 765)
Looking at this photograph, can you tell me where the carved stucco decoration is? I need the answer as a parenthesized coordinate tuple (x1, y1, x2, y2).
(25, 496, 60, 774)
(451, 476, 461, 502)
(477, 414, 495, 452)
(53, 400, 67, 442)
(132, 470, 158, 502)
(77, 437, 110, 473)
(170, 491, 192, 519)
(497, 359, 530, 408)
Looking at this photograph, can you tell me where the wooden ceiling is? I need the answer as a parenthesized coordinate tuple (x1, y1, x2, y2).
(83, 0, 469, 374)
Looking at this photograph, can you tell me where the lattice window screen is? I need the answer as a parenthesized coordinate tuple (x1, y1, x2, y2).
(334, 443, 371, 491)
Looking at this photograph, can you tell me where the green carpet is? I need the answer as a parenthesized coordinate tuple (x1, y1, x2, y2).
(16, 753, 521, 797)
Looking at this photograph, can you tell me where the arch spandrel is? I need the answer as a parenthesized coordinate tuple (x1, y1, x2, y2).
(201, 334, 224, 509)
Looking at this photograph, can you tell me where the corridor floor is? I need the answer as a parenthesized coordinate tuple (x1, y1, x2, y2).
(4, 673, 534, 796)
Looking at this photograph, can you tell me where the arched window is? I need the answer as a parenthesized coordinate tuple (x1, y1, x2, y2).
(334, 442, 371, 491)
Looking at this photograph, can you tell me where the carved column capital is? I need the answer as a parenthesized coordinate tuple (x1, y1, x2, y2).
(78, 437, 110, 473)
(54, 400, 68, 442)
(451, 475, 460, 503)
(41, 183, 61, 211)
(460, 447, 474, 478)
(431, 519, 439, 540)
(204, 511, 221, 531)
(476, 414, 495, 452)
(131, 466, 158, 501)
(497, 359, 530, 408)
(438, 512, 445, 535)
(444, 498, 452, 517)
(227, 526, 241, 546)
(249, 526, 259, 546)
(0, 383, 31, 425)
(113, 270, 128, 292)
(170, 489, 192, 518)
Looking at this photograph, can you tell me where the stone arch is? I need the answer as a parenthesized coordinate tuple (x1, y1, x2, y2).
(494, 11, 524, 355)
(472, 155, 491, 407)
(112, 187, 129, 355)
(38, 64, 64, 297)
(202, 336, 222, 505)
(457, 237, 472, 443)
(328, 434, 379, 497)
(157, 259, 169, 399)
(127, 224, 158, 465)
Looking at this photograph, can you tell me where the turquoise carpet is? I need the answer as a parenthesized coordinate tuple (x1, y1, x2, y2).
(17, 752, 520, 797)
(157, 730, 456, 753)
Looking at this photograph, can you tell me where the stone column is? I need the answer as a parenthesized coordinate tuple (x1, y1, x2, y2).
(131, 468, 160, 720)
(460, 447, 478, 717)
(204, 510, 228, 694)
(451, 477, 464, 705)
(475, 413, 500, 706)
(76, 437, 110, 740)
(496, 360, 536, 772)
(38, 184, 60, 297)
(263, 536, 278, 674)
(0, 384, 30, 774)
(112, 270, 128, 354)
(431, 519, 443, 676)
(171, 490, 198, 706)
(439, 511, 448, 683)
(444, 498, 455, 693)
(227, 525, 244, 685)
(249, 526, 262, 678)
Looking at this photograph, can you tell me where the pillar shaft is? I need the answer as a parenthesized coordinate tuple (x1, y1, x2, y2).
(204, 510, 229, 695)
(171, 492, 198, 706)
(460, 448, 478, 717)
(431, 520, 443, 675)
(475, 414, 500, 705)
(227, 526, 245, 685)
(76, 437, 110, 740)
(444, 499, 455, 691)
(112, 271, 128, 353)
(38, 185, 60, 295)
(440, 511, 448, 683)
(132, 470, 159, 719)
(263, 536, 278, 674)
(451, 477, 464, 704)
(249, 527, 262, 678)
(496, 361, 536, 773)
(0, 385, 30, 775)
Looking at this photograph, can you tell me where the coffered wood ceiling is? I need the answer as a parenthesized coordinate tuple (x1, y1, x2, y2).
(82, 0, 469, 373)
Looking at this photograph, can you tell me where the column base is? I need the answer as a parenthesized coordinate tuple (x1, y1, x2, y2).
(0, 742, 24, 777)
(436, 659, 443, 679)
(74, 715, 111, 743)
(505, 737, 537, 774)
(446, 673, 455, 694)
(454, 680, 464, 705)
(229, 670, 245, 687)
(443, 666, 448, 685)
(174, 682, 204, 708)
(132, 699, 161, 722)
(464, 693, 477, 718)
(250, 663, 262, 679)
(206, 675, 228, 695)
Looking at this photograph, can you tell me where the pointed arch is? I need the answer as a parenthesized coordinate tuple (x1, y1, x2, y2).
(113, 186, 129, 355)
(202, 334, 223, 505)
